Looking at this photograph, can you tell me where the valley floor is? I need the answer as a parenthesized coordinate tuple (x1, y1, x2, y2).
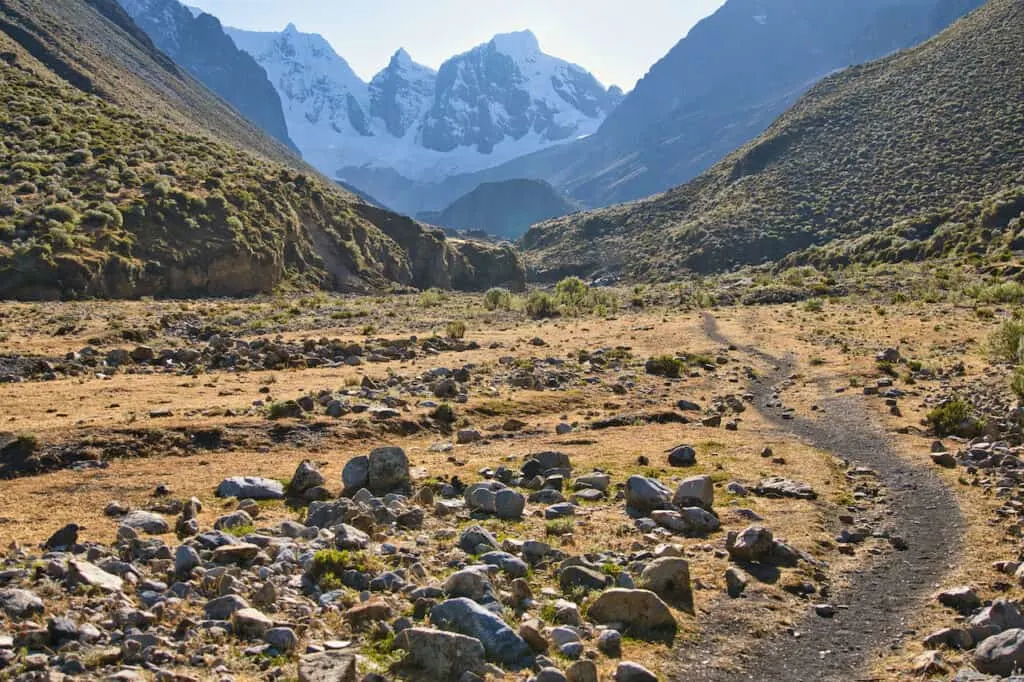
(0, 289, 1018, 681)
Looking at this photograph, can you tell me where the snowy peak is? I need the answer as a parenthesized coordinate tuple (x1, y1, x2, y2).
(490, 29, 541, 58)
(226, 25, 372, 137)
(370, 50, 436, 138)
(421, 31, 622, 154)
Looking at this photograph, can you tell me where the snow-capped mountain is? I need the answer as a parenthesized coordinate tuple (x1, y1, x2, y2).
(116, 0, 296, 152)
(224, 26, 622, 185)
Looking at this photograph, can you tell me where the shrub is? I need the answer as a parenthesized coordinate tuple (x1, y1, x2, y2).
(43, 204, 77, 224)
(554, 276, 589, 308)
(927, 398, 982, 437)
(418, 289, 445, 307)
(1012, 366, 1024, 402)
(645, 355, 684, 378)
(484, 287, 512, 311)
(445, 320, 467, 339)
(988, 316, 1024, 363)
(525, 290, 559, 319)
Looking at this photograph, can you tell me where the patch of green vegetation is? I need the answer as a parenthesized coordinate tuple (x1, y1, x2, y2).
(545, 518, 575, 536)
(645, 355, 684, 378)
(989, 315, 1024, 364)
(445, 320, 467, 339)
(484, 287, 513, 311)
(927, 398, 983, 437)
(525, 290, 559, 319)
(225, 524, 255, 537)
(310, 549, 381, 590)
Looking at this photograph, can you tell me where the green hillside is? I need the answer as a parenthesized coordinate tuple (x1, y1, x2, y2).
(522, 0, 1024, 281)
(0, 0, 523, 298)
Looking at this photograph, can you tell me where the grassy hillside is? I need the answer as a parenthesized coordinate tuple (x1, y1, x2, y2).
(0, 0, 524, 298)
(522, 0, 1024, 282)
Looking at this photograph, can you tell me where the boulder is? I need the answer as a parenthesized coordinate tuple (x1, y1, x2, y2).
(586, 589, 676, 636)
(495, 489, 526, 520)
(976, 628, 1024, 676)
(667, 445, 696, 467)
(297, 651, 357, 682)
(333, 524, 371, 551)
(458, 525, 498, 554)
(429, 598, 533, 667)
(204, 594, 250, 620)
(753, 477, 817, 500)
(216, 477, 285, 501)
(0, 588, 43, 618)
(291, 460, 326, 494)
(673, 476, 714, 509)
(625, 476, 672, 514)
(639, 558, 692, 607)
(67, 560, 123, 593)
(613, 662, 658, 682)
(341, 456, 370, 493)
(651, 508, 720, 535)
(394, 627, 487, 679)
(727, 526, 775, 563)
(367, 446, 410, 495)
(214, 510, 254, 532)
(559, 565, 611, 594)
(232, 608, 273, 639)
(120, 511, 170, 535)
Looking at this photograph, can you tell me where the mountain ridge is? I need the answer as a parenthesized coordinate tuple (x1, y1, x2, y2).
(520, 0, 1024, 281)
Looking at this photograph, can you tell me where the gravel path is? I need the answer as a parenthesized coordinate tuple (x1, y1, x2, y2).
(671, 313, 965, 681)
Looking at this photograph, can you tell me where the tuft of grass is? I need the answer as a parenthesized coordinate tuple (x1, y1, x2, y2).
(927, 398, 982, 437)
(545, 518, 575, 536)
(445, 320, 467, 339)
(645, 355, 683, 378)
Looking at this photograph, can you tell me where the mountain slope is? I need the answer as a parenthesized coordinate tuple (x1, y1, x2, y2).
(522, 0, 1024, 281)
(418, 179, 580, 240)
(434, 0, 986, 212)
(224, 26, 621, 195)
(0, 0, 524, 298)
(116, 0, 297, 152)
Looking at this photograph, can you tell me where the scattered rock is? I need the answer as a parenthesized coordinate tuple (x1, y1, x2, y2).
(216, 477, 285, 500)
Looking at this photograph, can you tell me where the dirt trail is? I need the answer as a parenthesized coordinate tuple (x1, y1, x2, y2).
(671, 313, 965, 681)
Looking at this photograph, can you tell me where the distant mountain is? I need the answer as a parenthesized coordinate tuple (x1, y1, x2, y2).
(418, 179, 580, 240)
(223, 26, 622, 197)
(521, 0, 1024, 281)
(423, 0, 986, 213)
(116, 0, 298, 152)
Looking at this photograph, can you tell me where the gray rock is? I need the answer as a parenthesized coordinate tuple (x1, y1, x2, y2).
(614, 662, 658, 682)
(537, 668, 569, 682)
(0, 588, 43, 618)
(625, 476, 672, 514)
(342, 456, 370, 493)
(297, 651, 357, 682)
(939, 586, 982, 614)
(673, 475, 714, 509)
(725, 567, 749, 598)
(120, 510, 170, 535)
(458, 525, 498, 554)
(575, 472, 611, 492)
(214, 510, 254, 532)
(597, 629, 622, 657)
(265, 626, 298, 652)
(291, 460, 326, 494)
(468, 486, 498, 513)
(67, 560, 123, 592)
(216, 477, 285, 500)
(566, 660, 598, 682)
(174, 545, 201, 576)
(429, 598, 533, 667)
(204, 594, 250, 620)
(753, 477, 817, 500)
(651, 508, 720, 535)
(639, 557, 692, 607)
(559, 565, 611, 594)
(232, 607, 273, 639)
(306, 500, 350, 529)
(395, 627, 487, 679)
(481, 552, 528, 579)
(333, 524, 371, 551)
(586, 589, 676, 635)
(213, 543, 260, 564)
(545, 503, 576, 519)
(667, 445, 696, 467)
(976, 628, 1024, 676)
(727, 526, 775, 563)
(495, 489, 526, 520)
(444, 568, 493, 601)
(367, 446, 410, 495)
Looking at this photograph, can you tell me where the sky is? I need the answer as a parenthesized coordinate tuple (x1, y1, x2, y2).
(190, 0, 727, 89)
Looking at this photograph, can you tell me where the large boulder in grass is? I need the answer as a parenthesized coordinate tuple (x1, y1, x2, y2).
(975, 628, 1024, 676)
(367, 446, 410, 495)
(586, 589, 677, 637)
(216, 477, 284, 501)
(625, 476, 672, 514)
(395, 627, 487, 679)
(429, 598, 533, 667)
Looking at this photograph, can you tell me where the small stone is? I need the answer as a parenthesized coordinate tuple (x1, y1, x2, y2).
(613, 661, 658, 682)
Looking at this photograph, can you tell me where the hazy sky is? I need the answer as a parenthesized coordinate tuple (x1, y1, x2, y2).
(191, 0, 727, 89)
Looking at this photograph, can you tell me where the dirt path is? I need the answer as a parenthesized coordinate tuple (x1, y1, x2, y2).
(671, 313, 965, 681)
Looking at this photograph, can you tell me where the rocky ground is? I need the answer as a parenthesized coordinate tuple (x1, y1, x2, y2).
(0, 291, 1022, 681)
